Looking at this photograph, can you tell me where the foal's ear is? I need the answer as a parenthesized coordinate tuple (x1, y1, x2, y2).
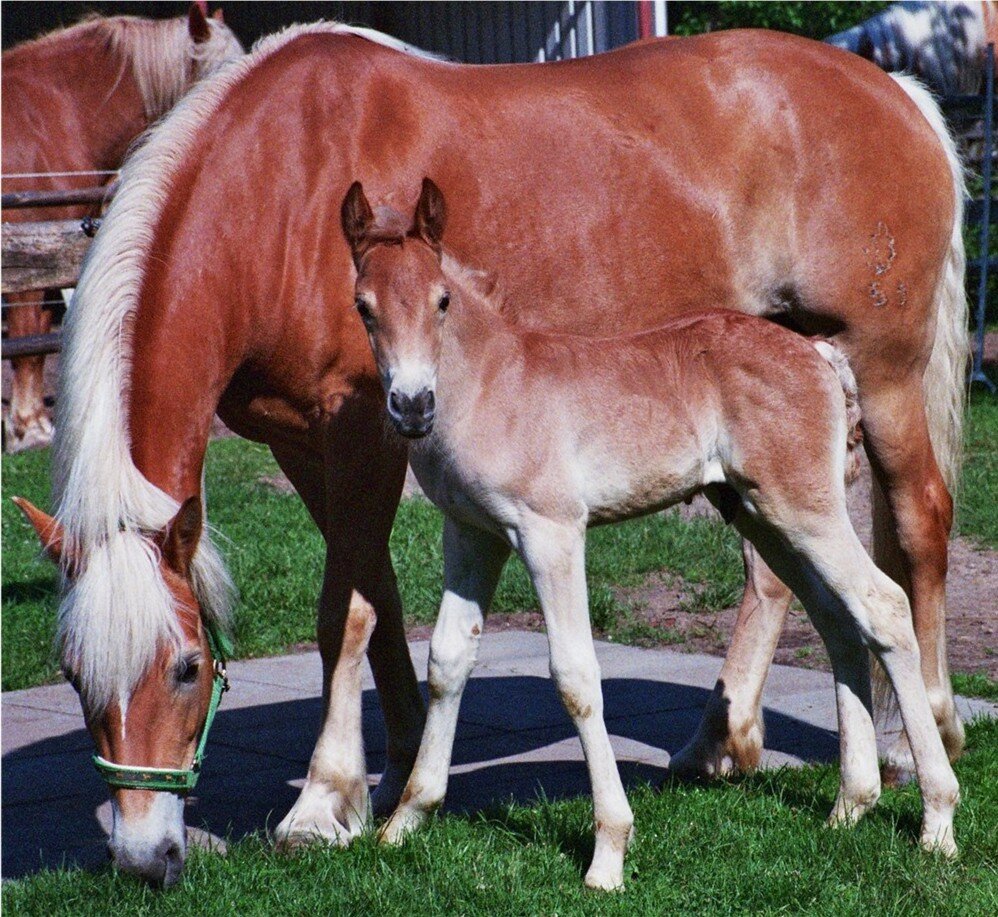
(13, 497, 68, 567)
(188, 3, 212, 44)
(162, 497, 203, 577)
(341, 181, 375, 266)
(213, 8, 226, 23)
(411, 178, 447, 251)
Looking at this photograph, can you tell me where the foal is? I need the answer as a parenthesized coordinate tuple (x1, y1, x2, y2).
(343, 180, 960, 890)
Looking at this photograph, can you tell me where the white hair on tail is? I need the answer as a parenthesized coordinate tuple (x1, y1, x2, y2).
(53, 21, 437, 712)
(888, 72, 970, 494)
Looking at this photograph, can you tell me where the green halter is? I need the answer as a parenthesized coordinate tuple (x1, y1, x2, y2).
(92, 619, 232, 793)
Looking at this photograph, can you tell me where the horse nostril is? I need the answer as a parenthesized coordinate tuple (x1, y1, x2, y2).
(388, 390, 403, 415)
(424, 390, 435, 415)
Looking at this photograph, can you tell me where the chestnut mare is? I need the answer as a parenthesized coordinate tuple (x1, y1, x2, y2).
(15, 25, 967, 885)
(343, 178, 960, 889)
(1, 4, 241, 452)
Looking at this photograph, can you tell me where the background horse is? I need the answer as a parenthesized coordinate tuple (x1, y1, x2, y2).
(1, 3, 242, 452)
(343, 178, 960, 890)
(19, 24, 968, 884)
(827, 0, 998, 94)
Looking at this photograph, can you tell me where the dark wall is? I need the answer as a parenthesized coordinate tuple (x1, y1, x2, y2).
(1, 3, 377, 51)
(1, 2, 639, 62)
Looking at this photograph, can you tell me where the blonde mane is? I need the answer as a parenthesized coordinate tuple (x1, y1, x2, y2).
(51, 23, 436, 712)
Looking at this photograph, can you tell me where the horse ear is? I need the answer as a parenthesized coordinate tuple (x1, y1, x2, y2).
(341, 181, 375, 266)
(411, 177, 447, 250)
(162, 497, 203, 577)
(13, 497, 68, 567)
(188, 3, 212, 44)
(213, 8, 225, 23)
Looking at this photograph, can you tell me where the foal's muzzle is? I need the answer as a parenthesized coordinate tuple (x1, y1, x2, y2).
(388, 387, 435, 437)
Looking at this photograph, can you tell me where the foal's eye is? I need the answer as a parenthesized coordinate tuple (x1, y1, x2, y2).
(355, 298, 373, 324)
(438, 292, 450, 313)
(175, 657, 200, 685)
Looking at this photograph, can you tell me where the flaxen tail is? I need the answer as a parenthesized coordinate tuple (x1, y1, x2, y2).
(889, 73, 970, 495)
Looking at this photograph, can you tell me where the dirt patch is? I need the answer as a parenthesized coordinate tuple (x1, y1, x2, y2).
(615, 455, 998, 679)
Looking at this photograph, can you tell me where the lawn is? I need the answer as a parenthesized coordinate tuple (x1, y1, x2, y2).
(0, 437, 743, 692)
(4, 393, 995, 693)
(4, 718, 997, 915)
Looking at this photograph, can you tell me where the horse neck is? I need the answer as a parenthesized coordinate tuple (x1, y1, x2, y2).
(8, 28, 149, 171)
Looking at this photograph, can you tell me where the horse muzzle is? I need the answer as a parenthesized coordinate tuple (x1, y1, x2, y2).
(108, 792, 187, 887)
(387, 387, 435, 438)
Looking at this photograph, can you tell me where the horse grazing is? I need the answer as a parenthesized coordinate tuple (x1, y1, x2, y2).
(343, 179, 960, 889)
(14, 24, 967, 885)
(1, 3, 242, 453)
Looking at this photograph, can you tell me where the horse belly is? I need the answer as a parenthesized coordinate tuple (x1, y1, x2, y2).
(577, 430, 705, 527)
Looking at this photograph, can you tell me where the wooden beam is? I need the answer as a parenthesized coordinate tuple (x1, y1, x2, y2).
(1, 181, 118, 211)
(1, 219, 92, 293)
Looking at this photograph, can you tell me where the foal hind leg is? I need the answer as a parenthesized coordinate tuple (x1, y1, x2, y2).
(4, 291, 55, 452)
(381, 518, 510, 844)
(738, 512, 958, 854)
(861, 380, 963, 780)
(520, 516, 633, 890)
(670, 540, 791, 779)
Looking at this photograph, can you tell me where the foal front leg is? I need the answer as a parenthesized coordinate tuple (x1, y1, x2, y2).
(520, 517, 634, 891)
(380, 519, 510, 843)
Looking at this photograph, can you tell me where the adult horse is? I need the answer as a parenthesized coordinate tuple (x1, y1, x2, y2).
(16, 25, 967, 885)
(1, 4, 242, 452)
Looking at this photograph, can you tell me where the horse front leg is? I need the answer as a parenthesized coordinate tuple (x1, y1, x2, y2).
(670, 539, 792, 779)
(380, 518, 509, 843)
(4, 290, 55, 452)
(271, 407, 422, 847)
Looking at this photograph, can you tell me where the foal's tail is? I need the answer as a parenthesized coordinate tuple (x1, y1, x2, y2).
(889, 73, 970, 496)
(813, 341, 863, 484)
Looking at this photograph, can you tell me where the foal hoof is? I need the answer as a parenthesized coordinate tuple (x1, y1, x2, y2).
(921, 828, 958, 860)
(377, 806, 425, 846)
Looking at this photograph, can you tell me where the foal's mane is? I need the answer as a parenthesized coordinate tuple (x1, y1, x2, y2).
(4, 13, 242, 121)
(53, 22, 433, 711)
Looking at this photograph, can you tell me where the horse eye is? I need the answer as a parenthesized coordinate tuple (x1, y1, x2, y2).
(438, 292, 450, 313)
(355, 298, 373, 323)
(175, 657, 200, 685)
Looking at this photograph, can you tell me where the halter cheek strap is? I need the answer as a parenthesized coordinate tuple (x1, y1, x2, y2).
(92, 619, 232, 793)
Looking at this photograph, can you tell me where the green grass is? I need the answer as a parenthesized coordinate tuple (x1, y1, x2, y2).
(952, 673, 998, 703)
(4, 718, 997, 914)
(0, 439, 740, 691)
(4, 385, 996, 691)
(958, 390, 998, 549)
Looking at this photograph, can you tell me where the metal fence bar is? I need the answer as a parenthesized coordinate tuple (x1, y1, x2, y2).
(1, 332, 62, 360)
(1, 182, 117, 211)
(969, 43, 995, 391)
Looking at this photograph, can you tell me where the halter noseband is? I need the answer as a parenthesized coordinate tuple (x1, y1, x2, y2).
(91, 619, 231, 793)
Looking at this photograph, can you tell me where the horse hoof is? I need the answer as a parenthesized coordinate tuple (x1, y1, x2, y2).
(4, 419, 53, 454)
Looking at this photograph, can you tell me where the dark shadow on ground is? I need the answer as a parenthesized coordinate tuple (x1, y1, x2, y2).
(1, 675, 837, 879)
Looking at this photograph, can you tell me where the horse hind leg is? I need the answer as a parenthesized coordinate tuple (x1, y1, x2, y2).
(862, 380, 964, 783)
(4, 291, 55, 452)
(669, 539, 791, 780)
